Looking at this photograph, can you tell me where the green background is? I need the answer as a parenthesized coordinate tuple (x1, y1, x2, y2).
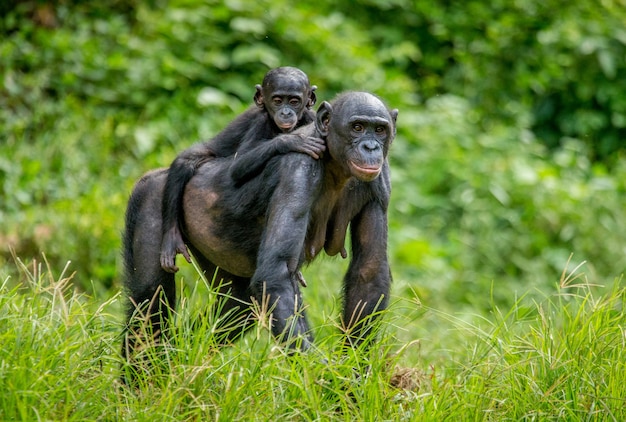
(2, 0, 625, 311)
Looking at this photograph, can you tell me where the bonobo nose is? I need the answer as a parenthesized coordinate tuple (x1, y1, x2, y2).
(362, 139, 379, 151)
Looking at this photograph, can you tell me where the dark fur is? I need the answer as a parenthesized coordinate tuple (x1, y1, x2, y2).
(122, 92, 398, 380)
(159, 67, 320, 273)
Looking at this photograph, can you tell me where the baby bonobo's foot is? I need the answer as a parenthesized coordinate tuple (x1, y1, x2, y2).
(160, 228, 192, 273)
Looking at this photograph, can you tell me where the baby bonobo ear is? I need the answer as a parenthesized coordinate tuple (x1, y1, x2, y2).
(253, 84, 264, 108)
(307, 85, 318, 108)
(315, 101, 332, 137)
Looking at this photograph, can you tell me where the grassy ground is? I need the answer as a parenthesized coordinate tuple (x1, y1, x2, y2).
(1, 255, 624, 421)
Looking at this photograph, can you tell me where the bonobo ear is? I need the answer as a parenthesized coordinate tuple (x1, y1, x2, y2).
(307, 85, 318, 108)
(254, 84, 264, 109)
(390, 108, 399, 137)
(390, 108, 399, 124)
(316, 101, 332, 137)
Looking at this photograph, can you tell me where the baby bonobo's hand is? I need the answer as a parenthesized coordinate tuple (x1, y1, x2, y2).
(298, 136, 326, 159)
(160, 227, 192, 273)
(277, 134, 326, 159)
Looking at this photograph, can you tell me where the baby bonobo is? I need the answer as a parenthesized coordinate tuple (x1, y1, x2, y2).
(160, 67, 324, 273)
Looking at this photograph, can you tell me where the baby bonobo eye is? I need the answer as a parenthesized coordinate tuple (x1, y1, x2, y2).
(272, 97, 283, 106)
(289, 98, 301, 107)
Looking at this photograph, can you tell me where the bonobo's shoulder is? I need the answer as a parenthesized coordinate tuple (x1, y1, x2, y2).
(275, 145, 322, 175)
(290, 121, 317, 136)
(281, 148, 320, 166)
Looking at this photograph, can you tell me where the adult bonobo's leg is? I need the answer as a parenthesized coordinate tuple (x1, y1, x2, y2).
(122, 169, 177, 365)
(250, 154, 322, 349)
(185, 244, 256, 344)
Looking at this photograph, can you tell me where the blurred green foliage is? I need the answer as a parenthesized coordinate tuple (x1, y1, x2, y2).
(391, 95, 626, 310)
(338, 0, 626, 160)
(1, 0, 625, 309)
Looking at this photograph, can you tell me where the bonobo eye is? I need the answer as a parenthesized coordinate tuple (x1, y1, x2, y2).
(272, 97, 283, 106)
(352, 123, 364, 132)
(375, 125, 386, 135)
(289, 98, 301, 107)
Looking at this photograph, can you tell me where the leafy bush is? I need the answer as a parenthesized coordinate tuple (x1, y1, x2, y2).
(333, 0, 626, 160)
(392, 95, 626, 310)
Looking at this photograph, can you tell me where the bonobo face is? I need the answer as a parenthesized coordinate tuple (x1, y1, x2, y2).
(265, 80, 309, 132)
(255, 68, 316, 133)
(320, 92, 398, 182)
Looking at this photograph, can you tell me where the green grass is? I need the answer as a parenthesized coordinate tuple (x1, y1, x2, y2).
(1, 256, 624, 421)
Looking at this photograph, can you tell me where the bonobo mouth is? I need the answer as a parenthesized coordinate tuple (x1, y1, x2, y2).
(349, 161, 382, 180)
(278, 121, 297, 132)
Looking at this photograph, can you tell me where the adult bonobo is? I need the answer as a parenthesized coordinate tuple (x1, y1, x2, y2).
(160, 66, 321, 273)
(122, 91, 398, 370)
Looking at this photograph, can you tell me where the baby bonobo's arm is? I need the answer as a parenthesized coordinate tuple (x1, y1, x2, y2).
(230, 127, 325, 185)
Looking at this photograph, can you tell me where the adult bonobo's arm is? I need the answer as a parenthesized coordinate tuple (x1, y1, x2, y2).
(249, 135, 323, 348)
(342, 168, 392, 347)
